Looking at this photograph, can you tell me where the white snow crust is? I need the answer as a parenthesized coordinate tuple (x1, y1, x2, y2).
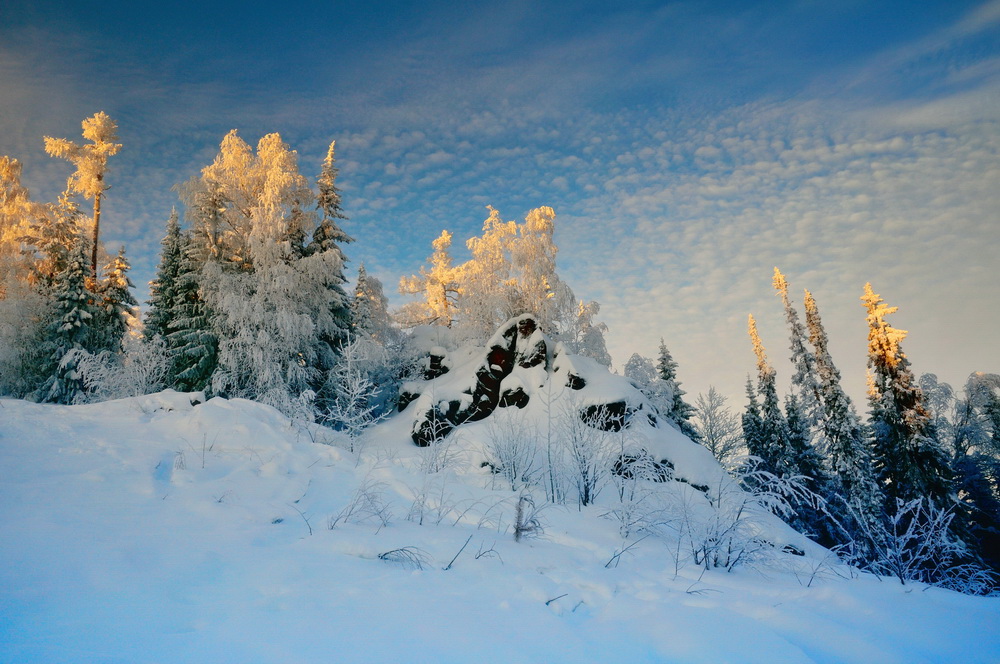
(1, 389, 998, 663)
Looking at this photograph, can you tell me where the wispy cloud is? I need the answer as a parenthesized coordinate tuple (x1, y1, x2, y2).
(1, 0, 997, 409)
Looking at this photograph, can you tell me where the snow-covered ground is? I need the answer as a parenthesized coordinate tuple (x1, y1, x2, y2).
(1, 392, 998, 663)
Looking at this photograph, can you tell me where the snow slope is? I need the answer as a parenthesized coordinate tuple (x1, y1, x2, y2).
(1, 392, 999, 663)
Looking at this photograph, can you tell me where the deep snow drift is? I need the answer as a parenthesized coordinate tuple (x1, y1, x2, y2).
(1, 345, 999, 662)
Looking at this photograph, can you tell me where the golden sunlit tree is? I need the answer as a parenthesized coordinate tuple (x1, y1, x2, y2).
(861, 282, 951, 509)
(44, 112, 121, 280)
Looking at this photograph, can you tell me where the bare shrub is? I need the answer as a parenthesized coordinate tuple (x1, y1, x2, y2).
(559, 403, 615, 508)
(378, 547, 431, 570)
(514, 494, 545, 542)
(483, 413, 540, 491)
(329, 478, 393, 531)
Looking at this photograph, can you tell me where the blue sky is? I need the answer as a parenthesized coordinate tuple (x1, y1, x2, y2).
(2, 0, 998, 406)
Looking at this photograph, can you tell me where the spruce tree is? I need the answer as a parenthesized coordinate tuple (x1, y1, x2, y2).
(308, 141, 353, 366)
(94, 246, 137, 353)
(145, 209, 184, 342)
(309, 141, 354, 260)
(166, 237, 217, 392)
(862, 283, 951, 509)
(351, 263, 394, 344)
(37, 239, 99, 403)
(656, 339, 698, 440)
(747, 314, 794, 476)
(741, 374, 764, 463)
(804, 289, 882, 539)
(773, 268, 822, 428)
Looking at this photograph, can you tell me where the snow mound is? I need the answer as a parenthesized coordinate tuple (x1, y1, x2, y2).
(396, 315, 817, 554)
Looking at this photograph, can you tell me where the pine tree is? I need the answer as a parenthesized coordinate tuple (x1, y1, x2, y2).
(656, 338, 698, 439)
(862, 283, 951, 509)
(145, 209, 184, 342)
(43, 112, 121, 280)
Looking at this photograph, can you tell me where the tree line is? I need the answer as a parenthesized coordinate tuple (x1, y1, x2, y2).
(1, 112, 997, 590)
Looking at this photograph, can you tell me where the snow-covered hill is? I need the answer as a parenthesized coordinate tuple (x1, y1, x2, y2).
(2, 382, 998, 662)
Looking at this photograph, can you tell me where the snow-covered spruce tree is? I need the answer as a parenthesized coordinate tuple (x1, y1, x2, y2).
(773, 268, 822, 429)
(309, 141, 353, 261)
(656, 339, 698, 439)
(746, 314, 795, 477)
(144, 209, 183, 343)
(181, 130, 351, 417)
(36, 239, 100, 404)
(922, 372, 1000, 568)
(862, 283, 952, 510)
(748, 314, 841, 542)
(165, 237, 217, 392)
(741, 375, 764, 464)
(351, 263, 394, 344)
(307, 140, 354, 363)
(624, 353, 675, 420)
(43, 112, 121, 280)
(804, 289, 882, 544)
(92, 246, 137, 354)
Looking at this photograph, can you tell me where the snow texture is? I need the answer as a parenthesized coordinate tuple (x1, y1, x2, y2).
(1, 385, 998, 662)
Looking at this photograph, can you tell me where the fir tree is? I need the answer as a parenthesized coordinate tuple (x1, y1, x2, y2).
(307, 142, 354, 362)
(624, 353, 675, 423)
(862, 283, 951, 510)
(568, 301, 611, 367)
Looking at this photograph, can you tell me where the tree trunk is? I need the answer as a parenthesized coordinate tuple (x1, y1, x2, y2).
(91, 191, 101, 281)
